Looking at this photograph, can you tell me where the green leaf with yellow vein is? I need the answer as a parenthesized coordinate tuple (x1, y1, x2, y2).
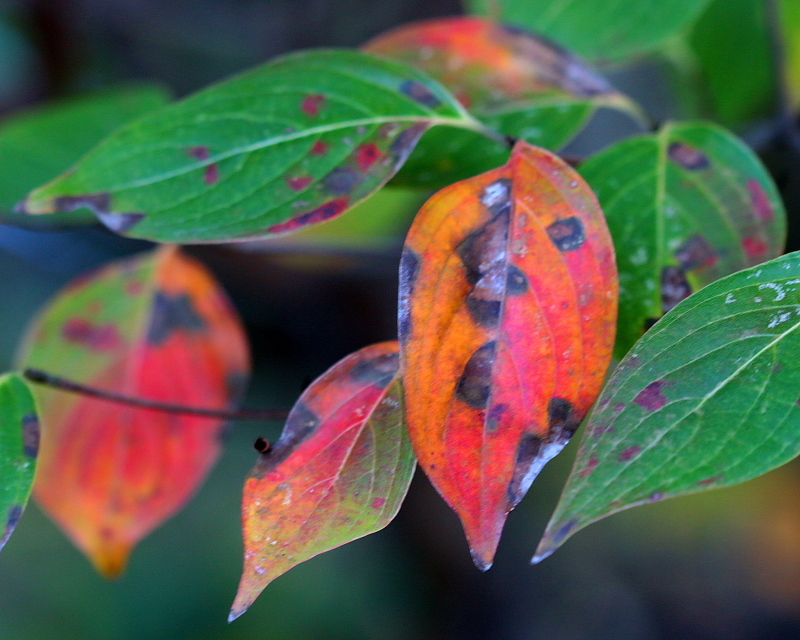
(580, 121, 785, 359)
(0, 373, 38, 553)
(535, 252, 800, 562)
(18, 50, 486, 243)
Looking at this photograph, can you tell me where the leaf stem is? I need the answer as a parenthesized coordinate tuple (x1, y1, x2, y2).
(23, 368, 287, 422)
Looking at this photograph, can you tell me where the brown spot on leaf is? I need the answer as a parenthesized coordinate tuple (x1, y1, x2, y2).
(205, 164, 220, 185)
(579, 455, 599, 477)
(698, 475, 721, 486)
(399, 80, 441, 108)
(668, 142, 710, 170)
(350, 352, 399, 389)
(62, 318, 122, 351)
(188, 146, 210, 160)
(267, 198, 350, 234)
(311, 140, 329, 156)
(547, 217, 586, 251)
(287, 176, 313, 192)
(323, 166, 361, 196)
(456, 341, 497, 409)
(748, 179, 774, 223)
(618, 445, 641, 462)
(549, 397, 579, 439)
(147, 292, 206, 345)
(675, 235, 717, 270)
(662, 266, 692, 313)
(634, 381, 669, 411)
(302, 94, 325, 117)
(506, 264, 528, 295)
(22, 414, 39, 458)
(356, 143, 381, 171)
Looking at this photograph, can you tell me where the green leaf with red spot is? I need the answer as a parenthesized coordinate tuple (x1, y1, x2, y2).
(18, 50, 486, 242)
(0, 374, 39, 553)
(17, 246, 250, 577)
(399, 141, 617, 569)
(536, 252, 800, 562)
(230, 341, 414, 621)
(364, 17, 644, 188)
(579, 121, 786, 359)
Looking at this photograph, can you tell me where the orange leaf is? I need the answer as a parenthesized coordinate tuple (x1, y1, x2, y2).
(399, 141, 617, 568)
(230, 341, 415, 621)
(19, 246, 250, 577)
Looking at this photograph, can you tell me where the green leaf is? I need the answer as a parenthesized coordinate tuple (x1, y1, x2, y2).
(579, 121, 786, 359)
(466, 0, 712, 65)
(0, 84, 171, 228)
(19, 49, 484, 243)
(0, 373, 38, 552)
(779, 0, 800, 112)
(688, 0, 776, 127)
(535, 252, 800, 562)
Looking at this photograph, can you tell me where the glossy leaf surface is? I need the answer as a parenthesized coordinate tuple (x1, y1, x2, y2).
(0, 84, 170, 228)
(580, 121, 786, 358)
(399, 141, 617, 569)
(536, 252, 800, 561)
(230, 341, 414, 621)
(19, 50, 482, 242)
(466, 0, 712, 64)
(0, 374, 38, 552)
(365, 17, 641, 188)
(19, 246, 250, 576)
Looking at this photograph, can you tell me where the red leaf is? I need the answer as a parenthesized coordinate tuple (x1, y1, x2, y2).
(19, 246, 250, 577)
(230, 341, 415, 621)
(399, 141, 617, 568)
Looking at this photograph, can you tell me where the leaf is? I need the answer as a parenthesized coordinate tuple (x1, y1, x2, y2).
(466, 0, 712, 65)
(364, 17, 643, 188)
(0, 84, 171, 228)
(18, 246, 250, 577)
(18, 50, 485, 243)
(399, 141, 617, 569)
(0, 373, 38, 552)
(779, 0, 800, 112)
(579, 121, 786, 359)
(229, 341, 414, 621)
(535, 252, 800, 562)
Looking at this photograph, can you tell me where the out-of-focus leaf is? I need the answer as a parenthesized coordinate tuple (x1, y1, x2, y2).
(688, 0, 776, 127)
(18, 246, 250, 577)
(0, 84, 171, 228)
(465, 0, 712, 65)
(399, 141, 617, 569)
(0, 373, 38, 552)
(780, 0, 800, 112)
(230, 341, 414, 621)
(18, 50, 486, 243)
(535, 252, 800, 562)
(365, 17, 643, 188)
(580, 121, 785, 359)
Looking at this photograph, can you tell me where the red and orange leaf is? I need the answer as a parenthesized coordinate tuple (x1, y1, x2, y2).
(399, 141, 617, 569)
(18, 246, 249, 577)
(230, 341, 415, 621)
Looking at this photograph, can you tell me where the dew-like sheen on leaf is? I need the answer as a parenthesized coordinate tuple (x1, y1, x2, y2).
(535, 252, 800, 562)
(364, 17, 642, 188)
(399, 141, 617, 569)
(580, 121, 785, 358)
(18, 246, 250, 576)
(18, 49, 482, 242)
(230, 341, 414, 621)
(0, 374, 39, 553)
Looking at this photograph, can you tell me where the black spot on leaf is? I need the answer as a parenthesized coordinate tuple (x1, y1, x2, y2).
(255, 402, 320, 477)
(456, 341, 497, 409)
(147, 292, 207, 345)
(22, 414, 39, 458)
(506, 265, 529, 295)
(547, 217, 586, 251)
(466, 298, 502, 328)
(668, 142, 710, 170)
(323, 166, 361, 196)
(662, 266, 692, 313)
(549, 397, 579, 439)
(507, 433, 544, 505)
(675, 235, 716, 271)
(399, 80, 441, 108)
(350, 352, 400, 389)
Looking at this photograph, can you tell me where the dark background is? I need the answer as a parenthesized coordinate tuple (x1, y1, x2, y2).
(2, 1, 800, 639)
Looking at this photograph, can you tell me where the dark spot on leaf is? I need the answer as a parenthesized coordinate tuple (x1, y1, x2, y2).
(549, 397, 579, 439)
(350, 352, 399, 389)
(649, 491, 664, 502)
(579, 455, 599, 477)
(698, 475, 721, 486)
(398, 248, 421, 345)
(323, 166, 361, 196)
(311, 140, 329, 156)
(634, 380, 669, 411)
(22, 414, 39, 458)
(547, 217, 586, 251)
(1, 504, 24, 548)
(508, 433, 544, 505)
(618, 445, 641, 462)
(287, 176, 313, 192)
(644, 317, 659, 331)
(62, 318, 122, 351)
(147, 292, 206, 345)
(267, 198, 350, 234)
(205, 164, 220, 185)
(399, 80, 441, 108)
(742, 236, 769, 259)
(188, 146, 210, 160)
(301, 94, 325, 117)
(356, 143, 381, 171)
(253, 437, 271, 454)
(506, 265, 528, 295)
(486, 403, 508, 432)
(256, 402, 320, 476)
(456, 341, 497, 409)
(372, 497, 387, 509)
(480, 179, 513, 217)
(748, 179, 774, 223)
(662, 266, 691, 313)
(97, 212, 145, 234)
(388, 123, 429, 168)
(668, 142, 710, 170)
(552, 519, 578, 544)
(675, 235, 717, 270)
(466, 298, 502, 328)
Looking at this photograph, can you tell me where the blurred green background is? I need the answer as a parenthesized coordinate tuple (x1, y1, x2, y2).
(3, 0, 800, 638)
